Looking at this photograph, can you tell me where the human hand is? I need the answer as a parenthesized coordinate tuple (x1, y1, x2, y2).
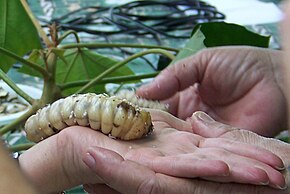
(137, 46, 287, 136)
(187, 111, 290, 188)
(83, 111, 289, 194)
(19, 110, 285, 193)
(83, 147, 288, 194)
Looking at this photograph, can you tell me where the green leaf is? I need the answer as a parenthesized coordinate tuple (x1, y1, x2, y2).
(172, 22, 270, 64)
(18, 49, 43, 77)
(0, 0, 41, 72)
(57, 48, 135, 96)
(51, 48, 68, 66)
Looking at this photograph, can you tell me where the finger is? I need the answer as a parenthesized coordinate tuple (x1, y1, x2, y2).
(148, 109, 192, 132)
(194, 148, 286, 189)
(195, 148, 270, 185)
(162, 84, 204, 119)
(200, 138, 285, 171)
(203, 165, 286, 190)
(136, 54, 206, 100)
(150, 155, 230, 178)
(83, 184, 120, 194)
(82, 146, 159, 194)
(189, 112, 286, 170)
(82, 147, 287, 193)
(187, 111, 237, 137)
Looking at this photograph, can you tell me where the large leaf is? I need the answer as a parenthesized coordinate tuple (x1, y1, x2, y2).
(0, 0, 41, 72)
(56, 48, 135, 95)
(172, 22, 270, 64)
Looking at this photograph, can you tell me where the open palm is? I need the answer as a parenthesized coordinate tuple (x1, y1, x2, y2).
(84, 111, 289, 194)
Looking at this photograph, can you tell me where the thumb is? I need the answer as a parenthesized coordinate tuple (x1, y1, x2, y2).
(187, 111, 238, 138)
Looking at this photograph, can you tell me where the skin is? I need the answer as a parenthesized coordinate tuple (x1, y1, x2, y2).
(82, 111, 290, 194)
(137, 46, 287, 137)
(0, 143, 37, 193)
(282, 1, 290, 135)
(19, 109, 286, 193)
(84, 112, 290, 194)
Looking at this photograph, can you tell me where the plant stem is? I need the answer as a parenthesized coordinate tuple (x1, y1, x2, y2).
(37, 49, 62, 109)
(0, 47, 48, 78)
(59, 72, 159, 90)
(0, 68, 35, 105)
(8, 143, 35, 152)
(20, 0, 52, 48)
(0, 106, 38, 135)
(60, 43, 179, 52)
(77, 49, 174, 93)
(58, 30, 80, 44)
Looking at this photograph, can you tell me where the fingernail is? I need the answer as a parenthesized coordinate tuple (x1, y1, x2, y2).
(195, 111, 214, 122)
(274, 184, 287, 190)
(275, 165, 285, 171)
(83, 153, 96, 169)
(259, 180, 269, 186)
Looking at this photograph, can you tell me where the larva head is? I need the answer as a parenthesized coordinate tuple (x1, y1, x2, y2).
(140, 110, 153, 135)
(116, 100, 153, 140)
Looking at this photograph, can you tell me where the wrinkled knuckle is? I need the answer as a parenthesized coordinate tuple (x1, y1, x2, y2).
(137, 176, 163, 194)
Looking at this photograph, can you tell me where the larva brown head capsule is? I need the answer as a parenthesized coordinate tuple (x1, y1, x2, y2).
(24, 93, 154, 143)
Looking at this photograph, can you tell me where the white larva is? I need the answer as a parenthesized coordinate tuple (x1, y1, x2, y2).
(115, 90, 169, 111)
(24, 93, 153, 143)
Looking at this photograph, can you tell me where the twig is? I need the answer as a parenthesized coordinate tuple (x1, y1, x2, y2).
(60, 43, 179, 52)
(59, 72, 159, 90)
(58, 30, 81, 44)
(77, 49, 174, 93)
(0, 106, 38, 135)
(0, 47, 48, 78)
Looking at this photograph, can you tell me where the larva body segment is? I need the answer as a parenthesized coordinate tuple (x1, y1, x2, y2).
(24, 93, 153, 143)
(49, 99, 67, 130)
(115, 90, 169, 111)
